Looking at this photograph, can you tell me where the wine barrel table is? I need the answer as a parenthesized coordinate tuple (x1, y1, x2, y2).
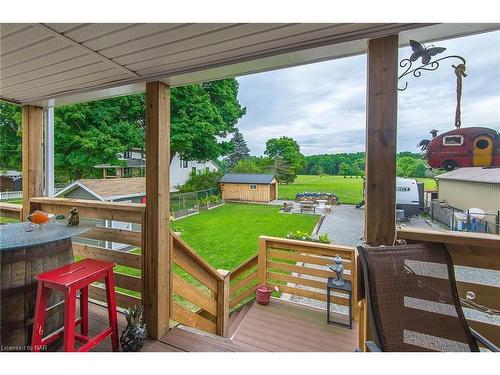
(0, 222, 90, 351)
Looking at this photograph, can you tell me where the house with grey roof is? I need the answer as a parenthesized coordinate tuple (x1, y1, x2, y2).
(220, 173, 277, 203)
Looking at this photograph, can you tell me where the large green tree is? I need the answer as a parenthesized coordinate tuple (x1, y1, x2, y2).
(0, 102, 22, 171)
(0, 78, 246, 182)
(264, 136, 305, 183)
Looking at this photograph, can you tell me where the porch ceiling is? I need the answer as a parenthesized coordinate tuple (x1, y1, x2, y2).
(1, 23, 499, 107)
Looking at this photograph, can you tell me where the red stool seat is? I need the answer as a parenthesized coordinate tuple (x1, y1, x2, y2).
(31, 258, 119, 352)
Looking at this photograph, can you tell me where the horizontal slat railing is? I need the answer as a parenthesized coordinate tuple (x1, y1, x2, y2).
(398, 227, 500, 347)
(171, 232, 229, 336)
(29, 197, 144, 310)
(0, 202, 22, 221)
(228, 255, 258, 310)
(258, 236, 357, 319)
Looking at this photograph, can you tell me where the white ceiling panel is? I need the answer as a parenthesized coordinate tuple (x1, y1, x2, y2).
(1, 36, 67, 68)
(0, 22, 498, 106)
(1, 49, 87, 79)
(82, 23, 183, 51)
(100, 23, 235, 59)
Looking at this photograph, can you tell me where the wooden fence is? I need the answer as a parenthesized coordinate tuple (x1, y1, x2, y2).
(0, 202, 22, 221)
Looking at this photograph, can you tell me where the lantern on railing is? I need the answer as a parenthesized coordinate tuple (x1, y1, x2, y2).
(327, 255, 344, 286)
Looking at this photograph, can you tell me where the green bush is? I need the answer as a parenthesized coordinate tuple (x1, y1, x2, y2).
(286, 230, 330, 244)
(178, 169, 223, 193)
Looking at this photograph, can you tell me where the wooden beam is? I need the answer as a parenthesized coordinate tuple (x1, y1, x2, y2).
(143, 81, 171, 340)
(22, 105, 44, 220)
(364, 35, 399, 246)
(216, 269, 230, 337)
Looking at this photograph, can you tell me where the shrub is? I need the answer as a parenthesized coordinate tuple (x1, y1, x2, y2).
(286, 230, 330, 244)
(179, 170, 223, 193)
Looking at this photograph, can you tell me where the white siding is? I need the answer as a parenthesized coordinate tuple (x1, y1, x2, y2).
(170, 153, 219, 188)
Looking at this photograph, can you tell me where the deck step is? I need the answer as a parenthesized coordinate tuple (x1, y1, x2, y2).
(228, 302, 252, 339)
(159, 324, 262, 352)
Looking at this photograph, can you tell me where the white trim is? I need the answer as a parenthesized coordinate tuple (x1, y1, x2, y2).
(44, 104, 55, 197)
(442, 135, 464, 146)
(55, 181, 107, 201)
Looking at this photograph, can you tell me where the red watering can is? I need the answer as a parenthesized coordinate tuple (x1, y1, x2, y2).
(255, 285, 279, 305)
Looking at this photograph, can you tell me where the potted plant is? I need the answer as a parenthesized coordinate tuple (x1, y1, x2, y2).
(120, 305, 146, 352)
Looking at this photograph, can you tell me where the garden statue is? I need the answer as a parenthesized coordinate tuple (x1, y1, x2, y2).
(327, 255, 344, 286)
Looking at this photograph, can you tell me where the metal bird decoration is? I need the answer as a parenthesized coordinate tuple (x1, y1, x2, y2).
(409, 40, 446, 64)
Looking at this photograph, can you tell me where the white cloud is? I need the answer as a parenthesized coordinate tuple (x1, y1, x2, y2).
(236, 30, 500, 156)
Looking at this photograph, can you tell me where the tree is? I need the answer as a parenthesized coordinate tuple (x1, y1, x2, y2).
(0, 78, 246, 182)
(310, 164, 324, 175)
(0, 102, 22, 171)
(170, 79, 246, 163)
(224, 129, 250, 167)
(231, 158, 263, 173)
(264, 136, 305, 183)
(397, 156, 427, 178)
(54, 95, 145, 181)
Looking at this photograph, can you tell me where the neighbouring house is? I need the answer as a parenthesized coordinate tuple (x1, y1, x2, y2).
(0, 170, 22, 192)
(94, 148, 218, 189)
(220, 173, 278, 203)
(56, 178, 146, 250)
(436, 167, 500, 230)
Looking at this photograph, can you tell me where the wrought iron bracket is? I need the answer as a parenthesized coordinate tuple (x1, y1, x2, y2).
(398, 55, 467, 91)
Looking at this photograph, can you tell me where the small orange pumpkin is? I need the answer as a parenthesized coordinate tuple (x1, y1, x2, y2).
(27, 210, 50, 225)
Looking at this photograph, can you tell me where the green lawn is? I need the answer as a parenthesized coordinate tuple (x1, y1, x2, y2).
(175, 203, 319, 271)
(279, 175, 437, 204)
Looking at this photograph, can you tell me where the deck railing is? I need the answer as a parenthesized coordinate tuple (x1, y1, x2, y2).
(228, 255, 259, 310)
(171, 232, 229, 336)
(30, 197, 144, 309)
(256, 236, 358, 319)
(0, 202, 23, 221)
(397, 228, 500, 347)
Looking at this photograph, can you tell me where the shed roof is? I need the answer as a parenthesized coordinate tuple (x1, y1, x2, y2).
(436, 167, 500, 184)
(220, 173, 275, 184)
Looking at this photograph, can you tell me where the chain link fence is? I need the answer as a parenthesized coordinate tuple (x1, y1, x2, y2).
(170, 188, 220, 218)
(430, 200, 500, 234)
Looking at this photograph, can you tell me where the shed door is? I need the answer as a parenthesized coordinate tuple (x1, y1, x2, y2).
(472, 135, 493, 167)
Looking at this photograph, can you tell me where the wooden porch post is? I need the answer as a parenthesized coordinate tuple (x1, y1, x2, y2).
(22, 105, 44, 220)
(364, 35, 399, 246)
(143, 81, 171, 340)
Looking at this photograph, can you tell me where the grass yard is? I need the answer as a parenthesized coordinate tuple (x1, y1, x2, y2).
(175, 203, 319, 271)
(279, 175, 438, 204)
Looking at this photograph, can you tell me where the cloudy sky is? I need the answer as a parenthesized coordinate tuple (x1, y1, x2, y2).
(235, 30, 500, 156)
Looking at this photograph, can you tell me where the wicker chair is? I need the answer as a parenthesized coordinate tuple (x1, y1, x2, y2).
(357, 243, 499, 352)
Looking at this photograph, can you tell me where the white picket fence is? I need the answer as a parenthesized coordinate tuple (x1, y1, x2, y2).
(0, 191, 22, 200)
(0, 188, 64, 201)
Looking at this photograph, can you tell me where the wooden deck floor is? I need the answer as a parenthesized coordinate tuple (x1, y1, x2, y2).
(86, 298, 358, 352)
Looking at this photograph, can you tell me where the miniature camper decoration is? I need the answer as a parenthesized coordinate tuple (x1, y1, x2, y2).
(399, 40, 500, 171)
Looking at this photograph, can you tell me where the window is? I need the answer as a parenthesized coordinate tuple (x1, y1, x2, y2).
(123, 150, 131, 159)
(124, 167, 132, 177)
(180, 159, 188, 168)
(250, 184, 257, 190)
(475, 139, 490, 150)
(443, 135, 464, 146)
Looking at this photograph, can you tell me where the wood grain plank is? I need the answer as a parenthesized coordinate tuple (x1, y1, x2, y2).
(73, 243, 141, 269)
(230, 270, 258, 296)
(172, 273, 217, 315)
(171, 302, 217, 334)
(84, 226, 142, 248)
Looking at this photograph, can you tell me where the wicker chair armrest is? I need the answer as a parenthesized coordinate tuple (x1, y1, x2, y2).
(470, 328, 500, 352)
(365, 341, 382, 352)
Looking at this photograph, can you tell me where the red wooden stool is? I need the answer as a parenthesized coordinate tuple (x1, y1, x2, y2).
(31, 258, 119, 352)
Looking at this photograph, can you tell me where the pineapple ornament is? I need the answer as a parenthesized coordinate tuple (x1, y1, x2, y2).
(67, 207, 80, 226)
(120, 305, 147, 352)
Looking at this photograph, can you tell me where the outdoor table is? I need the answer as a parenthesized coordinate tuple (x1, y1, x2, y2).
(0, 221, 90, 351)
(326, 277, 353, 329)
